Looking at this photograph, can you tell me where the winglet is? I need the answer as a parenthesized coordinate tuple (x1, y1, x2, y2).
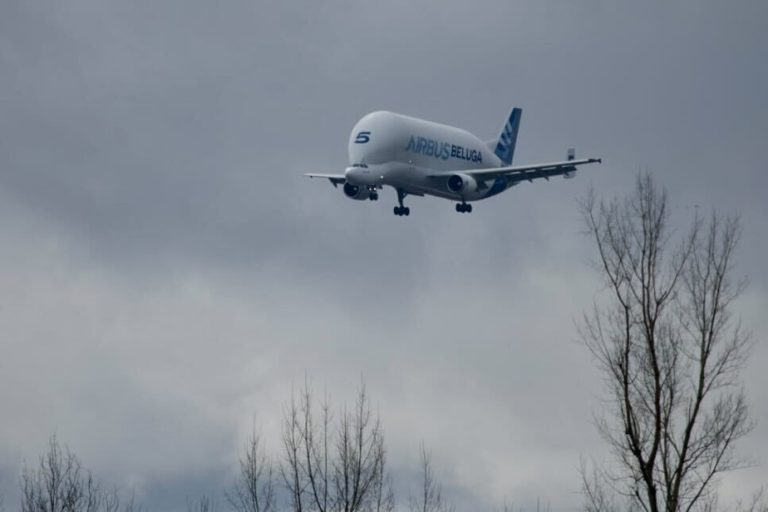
(564, 148, 576, 179)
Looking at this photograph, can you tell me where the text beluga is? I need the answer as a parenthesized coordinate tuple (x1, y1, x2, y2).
(405, 136, 483, 163)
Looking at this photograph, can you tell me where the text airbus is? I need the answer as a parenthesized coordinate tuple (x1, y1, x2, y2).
(404, 135, 483, 163)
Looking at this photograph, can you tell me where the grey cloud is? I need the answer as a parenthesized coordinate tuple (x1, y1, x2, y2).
(1, 1, 767, 511)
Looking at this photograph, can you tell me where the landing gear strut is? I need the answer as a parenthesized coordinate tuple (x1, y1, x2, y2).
(393, 188, 410, 216)
(455, 202, 473, 213)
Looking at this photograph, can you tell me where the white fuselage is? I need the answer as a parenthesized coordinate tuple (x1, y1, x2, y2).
(344, 111, 515, 201)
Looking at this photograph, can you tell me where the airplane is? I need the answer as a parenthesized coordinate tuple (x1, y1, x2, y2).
(306, 108, 601, 216)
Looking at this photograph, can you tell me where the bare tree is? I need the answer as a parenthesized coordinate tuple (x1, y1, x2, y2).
(408, 443, 453, 512)
(733, 488, 768, 512)
(188, 494, 218, 512)
(369, 459, 394, 512)
(119, 492, 143, 512)
(580, 174, 755, 512)
(580, 459, 633, 512)
(281, 392, 308, 512)
(20, 436, 139, 512)
(281, 379, 393, 512)
(227, 430, 275, 512)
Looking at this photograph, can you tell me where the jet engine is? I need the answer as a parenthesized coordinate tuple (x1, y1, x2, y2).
(446, 173, 477, 194)
(343, 182, 369, 200)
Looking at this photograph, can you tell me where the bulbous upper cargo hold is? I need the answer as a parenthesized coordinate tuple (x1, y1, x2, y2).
(347, 111, 499, 172)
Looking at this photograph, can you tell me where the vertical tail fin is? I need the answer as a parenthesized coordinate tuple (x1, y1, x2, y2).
(494, 108, 522, 166)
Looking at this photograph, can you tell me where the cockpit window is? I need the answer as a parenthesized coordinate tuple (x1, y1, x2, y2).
(350, 163, 368, 168)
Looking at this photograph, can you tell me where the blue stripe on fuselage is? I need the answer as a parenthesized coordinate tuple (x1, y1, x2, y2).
(484, 177, 509, 198)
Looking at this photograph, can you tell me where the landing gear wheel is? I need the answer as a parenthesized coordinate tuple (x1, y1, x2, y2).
(369, 192, 378, 201)
(455, 202, 472, 213)
(394, 206, 401, 216)
(403, 207, 410, 216)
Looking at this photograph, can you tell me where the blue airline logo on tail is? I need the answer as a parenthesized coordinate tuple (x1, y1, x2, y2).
(494, 108, 522, 166)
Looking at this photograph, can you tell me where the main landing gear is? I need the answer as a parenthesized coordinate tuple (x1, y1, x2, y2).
(393, 188, 410, 216)
(455, 202, 473, 213)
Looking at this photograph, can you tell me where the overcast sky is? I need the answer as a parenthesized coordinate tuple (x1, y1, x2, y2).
(1, 1, 767, 510)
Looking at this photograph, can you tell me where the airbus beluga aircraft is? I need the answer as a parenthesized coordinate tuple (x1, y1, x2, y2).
(306, 108, 601, 216)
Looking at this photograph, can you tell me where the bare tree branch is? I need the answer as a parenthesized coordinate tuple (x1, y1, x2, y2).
(579, 174, 755, 512)
(281, 379, 391, 512)
(20, 435, 143, 512)
(188, 494, 218, 512)
(227, 428, 275, 512)
(409, 443, 453, 512)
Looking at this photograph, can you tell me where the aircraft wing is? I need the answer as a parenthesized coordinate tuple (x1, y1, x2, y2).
(428, 156, 602, 184)
(305, 173, 346, 187)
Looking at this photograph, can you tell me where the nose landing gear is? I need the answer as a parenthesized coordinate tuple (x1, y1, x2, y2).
(455, 202, 473, 213)
(366, 185, 379, 201)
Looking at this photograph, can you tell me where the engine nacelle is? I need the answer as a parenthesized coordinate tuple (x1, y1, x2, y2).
(343, 182, 369, 200)
(446, 173, 477, 194)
